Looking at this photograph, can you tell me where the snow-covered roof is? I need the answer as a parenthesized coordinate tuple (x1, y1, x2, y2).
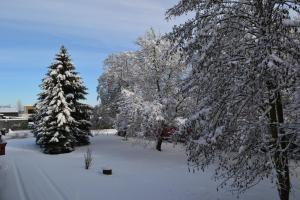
(0, 107, 18, 113)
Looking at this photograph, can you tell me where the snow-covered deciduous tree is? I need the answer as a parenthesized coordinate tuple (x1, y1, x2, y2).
(96, 52, 137, 129)
(97, 29, 188, 151)
(167, 1, 300, 200)
(140, 100, 166, 151)
(115, 89, 144, 139)
(34, 46, 91, 154)
(133, 30, 188, 150)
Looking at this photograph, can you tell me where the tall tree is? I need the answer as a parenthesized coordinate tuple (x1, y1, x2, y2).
(167, 1, 300, 200)
(98, 30, 188, 151)
(35, 46, 91, 153)
(33, 77, 50, 142)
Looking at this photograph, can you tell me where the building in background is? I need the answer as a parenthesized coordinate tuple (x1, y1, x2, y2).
(0, 106, 19, 117)
(23, 105, 35, 122)
(24, 105, 34, 115)
(0, 105, 33, 130)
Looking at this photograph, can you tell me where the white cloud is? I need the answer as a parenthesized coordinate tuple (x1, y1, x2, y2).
(0, 0, 182, 105)
(0, 0, 179, 41)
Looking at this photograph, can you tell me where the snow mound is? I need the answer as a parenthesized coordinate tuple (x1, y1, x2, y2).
(91, 129, 117, 136)
(4, 130, 33, 140)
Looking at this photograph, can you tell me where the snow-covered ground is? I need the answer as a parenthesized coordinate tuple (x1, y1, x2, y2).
(0, 134, 299, 200)
(3, 129, 116, 140)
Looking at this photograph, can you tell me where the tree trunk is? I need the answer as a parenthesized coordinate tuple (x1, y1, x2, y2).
(269, 91, 290, 200)
(156, 136, 163, 151)
(276, 155, 290, 200)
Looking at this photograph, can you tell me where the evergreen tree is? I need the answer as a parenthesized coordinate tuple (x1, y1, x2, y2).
(61, 47, 91, 145)
(35, 46, 91, 153)
(72, 103, 92, 146)
(34, 76, 52, 143)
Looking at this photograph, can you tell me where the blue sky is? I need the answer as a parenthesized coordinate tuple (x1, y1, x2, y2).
(0, 0, 180, 106)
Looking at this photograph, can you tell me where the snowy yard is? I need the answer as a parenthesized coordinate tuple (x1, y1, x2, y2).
(0, 134, 299, 200)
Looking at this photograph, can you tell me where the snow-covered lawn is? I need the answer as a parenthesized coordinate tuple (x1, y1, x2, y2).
(0, 134, 299, 200)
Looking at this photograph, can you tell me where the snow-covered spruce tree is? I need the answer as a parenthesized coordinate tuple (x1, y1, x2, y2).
(36, 69, 75, 153)
(36, 46, 91, 153)
(72, 103, 92, 146)
(34, 76, 52, 143)
(167, 1, 300, 200)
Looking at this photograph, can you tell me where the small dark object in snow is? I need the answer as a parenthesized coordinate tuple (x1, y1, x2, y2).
(117, 130, 126, 137)
(103, 168, 112, 175)
(0, 143, 7, 155)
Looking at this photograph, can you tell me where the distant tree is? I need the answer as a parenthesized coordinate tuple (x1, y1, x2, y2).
(73, 103, 92, 146)
(16, 100, 23, 113)
(115, 89, 144, 139)
(96, 52, 137, 129)
(90, 105, 103, 129)
(167, 1, 300, 200)
(91, 105, 117, 129)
